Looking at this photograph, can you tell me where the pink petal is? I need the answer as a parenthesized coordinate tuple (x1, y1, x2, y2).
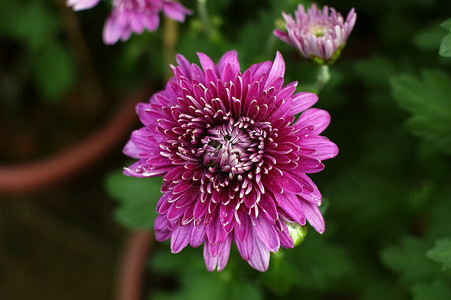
(122, 140, 141, 159)
(175, 54, 192, 79)
(235, 230, 253, 261)
(298, 156, 325, 173)
(189, 224, 206, 247)
(170, 224, 191, 253)
(123, 162, 170, 178)
(290, 92, 318, 115)
(275, 81, 297, 104)
(300, 136, 339, 160)
(298, 198, 325, 234)
(154, 214, 172, 241)
(217, 50, 240, 80)
(252, 216, 280, 252)
(203, 236, 232, 271)
(295, 108, 331, 135)
(234, 209, 250, 242)
(265, 51, 285, 89)
(162, 1, 192, 22)
(67, 0, 100, 11)
(143, 13, 159, 32)
(272, 29, 291, 45)
(273, 192, 306, 225)
(103, 15, 123, 45)
(197, 52, 216, 73)
(278, 221, 294, 248)
(247, 233, 270, 272)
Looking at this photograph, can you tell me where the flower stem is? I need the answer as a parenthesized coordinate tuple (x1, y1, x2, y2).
(312, 64, 331, 94)
(197, 0, 214, 38)
(162, 16, 179, 80)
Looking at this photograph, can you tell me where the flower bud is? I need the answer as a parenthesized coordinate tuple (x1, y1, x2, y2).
(287, 223, 308, 247)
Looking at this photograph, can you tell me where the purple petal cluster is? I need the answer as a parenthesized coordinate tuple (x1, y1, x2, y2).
(274, 4, 356, 64)
(67, 0, 192, 45)
(123, 51, 338, 271)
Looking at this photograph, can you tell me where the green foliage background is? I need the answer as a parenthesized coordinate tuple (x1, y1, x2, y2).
(2, 0, 451, 299)
(105, 0, 451, 299)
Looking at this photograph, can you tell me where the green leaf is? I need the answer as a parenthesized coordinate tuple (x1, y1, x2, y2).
(278, 236, 354, 291)
(426, 238, 451, 270)
(439, 34, 451, 57)
(260, 251, 299, 296)
(441, 18, 451, 31)
(0, 0, 58, 50)
(354, 56, 396, 89)
(391, 70, 451, 155)
(439, 18, 451, 57)
(413, 24, 447, 51)
(150, 247, 263, 300)
(412, 280, 451, 300)
(105, 171, 162, 229)
(114, 201, 157, 230)
(33, 43, 76, 102)
(381, 236, 441, 284)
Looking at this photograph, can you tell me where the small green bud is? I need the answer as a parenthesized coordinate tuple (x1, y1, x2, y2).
(287, 223, 308, 246)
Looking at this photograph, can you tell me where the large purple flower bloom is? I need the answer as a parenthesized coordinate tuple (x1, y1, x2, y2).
(274, 4, 356, 64)
(123, 51, 338, 271)
(67, 0, 192, 45)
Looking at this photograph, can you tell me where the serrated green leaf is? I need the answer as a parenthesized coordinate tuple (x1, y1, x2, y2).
(381, 236, 441, 284)
(114, 200, 157, 229)
(413, 24, 447, 51)
(283, 236, 353, 291)
(426, 238, 451, 270)
(149, 247, 262, 300)
(354, 56, 396, 88)
(260, 251, 299, 296)
(391, 70, 451, 155)
(441, 18, 451, 31)
(412, 280, 451, 300)
(439, 34, 451, 57)
(105, 171, 162, 229)
(105, 171, 162, 203)
(439, 18, 451, 57)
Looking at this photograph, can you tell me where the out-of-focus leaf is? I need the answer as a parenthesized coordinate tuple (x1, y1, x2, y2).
(439, 18, 451, 57)
(381, 236, 440, 284)
(413, 23, 446, 51)
(412, 280, 451, 300)
(260, 251, 299, 296)
(426, 238, 451, 270)
(33, 43, 76, 101)
(114, 201, 157, 230)
(441, 19, 451, 31)
(391, 70, 451, 155)
(105, 171, 162, 229)
(0, 0, 58, 50)
(150, 247, 262, 300)
(354, 56, 396, 89)
(288, 235, 354, 290)
(439, 35, 451, 57)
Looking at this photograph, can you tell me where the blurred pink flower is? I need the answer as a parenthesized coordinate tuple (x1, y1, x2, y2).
(274, 4, 356, 64)
(67, 0, 192, 45)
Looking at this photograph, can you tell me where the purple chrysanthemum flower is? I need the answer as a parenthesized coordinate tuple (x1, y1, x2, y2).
(67, 0, 192, 45)
(123, 50, 338, 271)
(274, 4, 356, 64)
